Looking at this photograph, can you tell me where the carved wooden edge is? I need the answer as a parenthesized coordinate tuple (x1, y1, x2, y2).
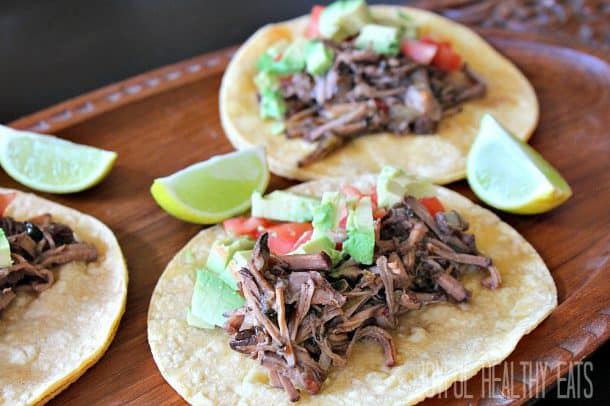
(8, 46, 238, 133)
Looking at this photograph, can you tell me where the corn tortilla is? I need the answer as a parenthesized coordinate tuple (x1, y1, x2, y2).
(220, 6, 538, 183)
(0, 188, 128, 405)
(148, 175, 556, 405)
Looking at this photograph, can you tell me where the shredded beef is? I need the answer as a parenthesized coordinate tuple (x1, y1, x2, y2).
(225, 196, 498, 401)
(0, 215, 98, 313)
(271, 40, 486, 166)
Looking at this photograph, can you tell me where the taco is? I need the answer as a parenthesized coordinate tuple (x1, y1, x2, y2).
(220, 1, 538, 183)
(0, 189, 128, 405)
(148, 169, 556, 404)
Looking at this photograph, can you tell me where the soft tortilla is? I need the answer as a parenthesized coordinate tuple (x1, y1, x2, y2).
(0, 188, 128, 405)
(148, 175, 556, 405)
(220, 5, 538, 183)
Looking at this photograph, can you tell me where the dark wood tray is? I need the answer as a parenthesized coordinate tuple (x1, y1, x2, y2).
(5, 27, 610, 405)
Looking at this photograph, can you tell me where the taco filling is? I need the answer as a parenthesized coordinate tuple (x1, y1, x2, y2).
(0, 206, 98, 313)
(185, 167, 500, 402)
(255, 0, 486, 167)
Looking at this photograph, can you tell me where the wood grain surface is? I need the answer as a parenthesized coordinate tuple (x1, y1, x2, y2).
(4, 29, 610, 405)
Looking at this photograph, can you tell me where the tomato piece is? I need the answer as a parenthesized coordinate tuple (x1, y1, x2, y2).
(222, 216, 275, 239)
(290, 229, 313, 252)
(266, 223, 313, 255)
(306, 5, 325, 38)
(400, 39, 438, 65)
(432, 43, 461, 71)
(419, 197, 445, 217)
(341, 185, 364, 199)
(0, 193, 16, 216)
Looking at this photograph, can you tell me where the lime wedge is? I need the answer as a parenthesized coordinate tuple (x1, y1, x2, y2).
(467, 115, 571, 214)
(0, 125, 117, 194)
(150, 146, 269, 224)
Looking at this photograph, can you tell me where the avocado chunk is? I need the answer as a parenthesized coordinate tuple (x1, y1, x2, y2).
(0, 229, 11, 268)
(251, 190, 320, 222)
(305, 41, 335, 76)
(312, 191, 343, 235)
(227, 249, 252, 284)
(254, 70, 280, 93)
(259, 89, 286, 120)
(319, 0, 372, 41)
(290, 191, 344, 264)
(188, 269, 245, 328)
(376, 165, 435, 208)
(293, 234, 343, 265)
(206, 237, 254, 290)
(343, 196, 375, 265)
(354, 24, 400, 55)
(258, 39, 308, 76)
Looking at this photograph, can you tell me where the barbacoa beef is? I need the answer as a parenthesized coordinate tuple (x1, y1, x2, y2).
(224, 196, 500, 401)
(0, 215, 98, 313)
(276, 40, 486, 166)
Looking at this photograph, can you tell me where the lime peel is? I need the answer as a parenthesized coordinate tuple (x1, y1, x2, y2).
(150, 146, 269, 224)
(0, 125, 117, 194)
(466, 115, 571, 215)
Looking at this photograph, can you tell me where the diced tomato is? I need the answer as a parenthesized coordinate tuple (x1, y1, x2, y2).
(400, 39, 438, 65)
(222, 216, 275, 239)
(290, 229, 313, 252)
(432, 43, 461, 71)
(341, 185, 364, 199)
(419, 197, 445, 217)
(339, 205, 348, 229)
(0, 193, 16, 216)
(274, 52, 283, 62)
(374, 98, 389, 113)
(266, 223, 313, 255)
(306, 5, 325, 38)
(418, 37, 462, 71)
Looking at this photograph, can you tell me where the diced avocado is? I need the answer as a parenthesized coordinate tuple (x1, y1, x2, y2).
(0, 229, 11, 268)
(319, 0, 372, 41)
(188, 269, 245, 328)
(186, 308, 214, 329)
(251, 190, 320, 222)
(259, 89, 286, 120)
(343, 196, 374, 265)
(305, 41, 335, 76)
(254, 70, 280, 93)
(206, 237, 254, 289)
(226, 249, 252, 288)
(259, 39, 308, 76)
(376, 165, 435, 208)
(312, 192, 343, 235)
(293, 234, 343, 265)
(354, 24, 400, 55)
(256, 41, 289, 71)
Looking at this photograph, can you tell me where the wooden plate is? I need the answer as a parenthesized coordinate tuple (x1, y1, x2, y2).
(6, 30, 610, 405)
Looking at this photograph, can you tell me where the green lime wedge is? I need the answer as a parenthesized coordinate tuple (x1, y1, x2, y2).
(467, 115, 571, 214)
(0, 125, 117, 194)
(150, 146, 269, 224)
